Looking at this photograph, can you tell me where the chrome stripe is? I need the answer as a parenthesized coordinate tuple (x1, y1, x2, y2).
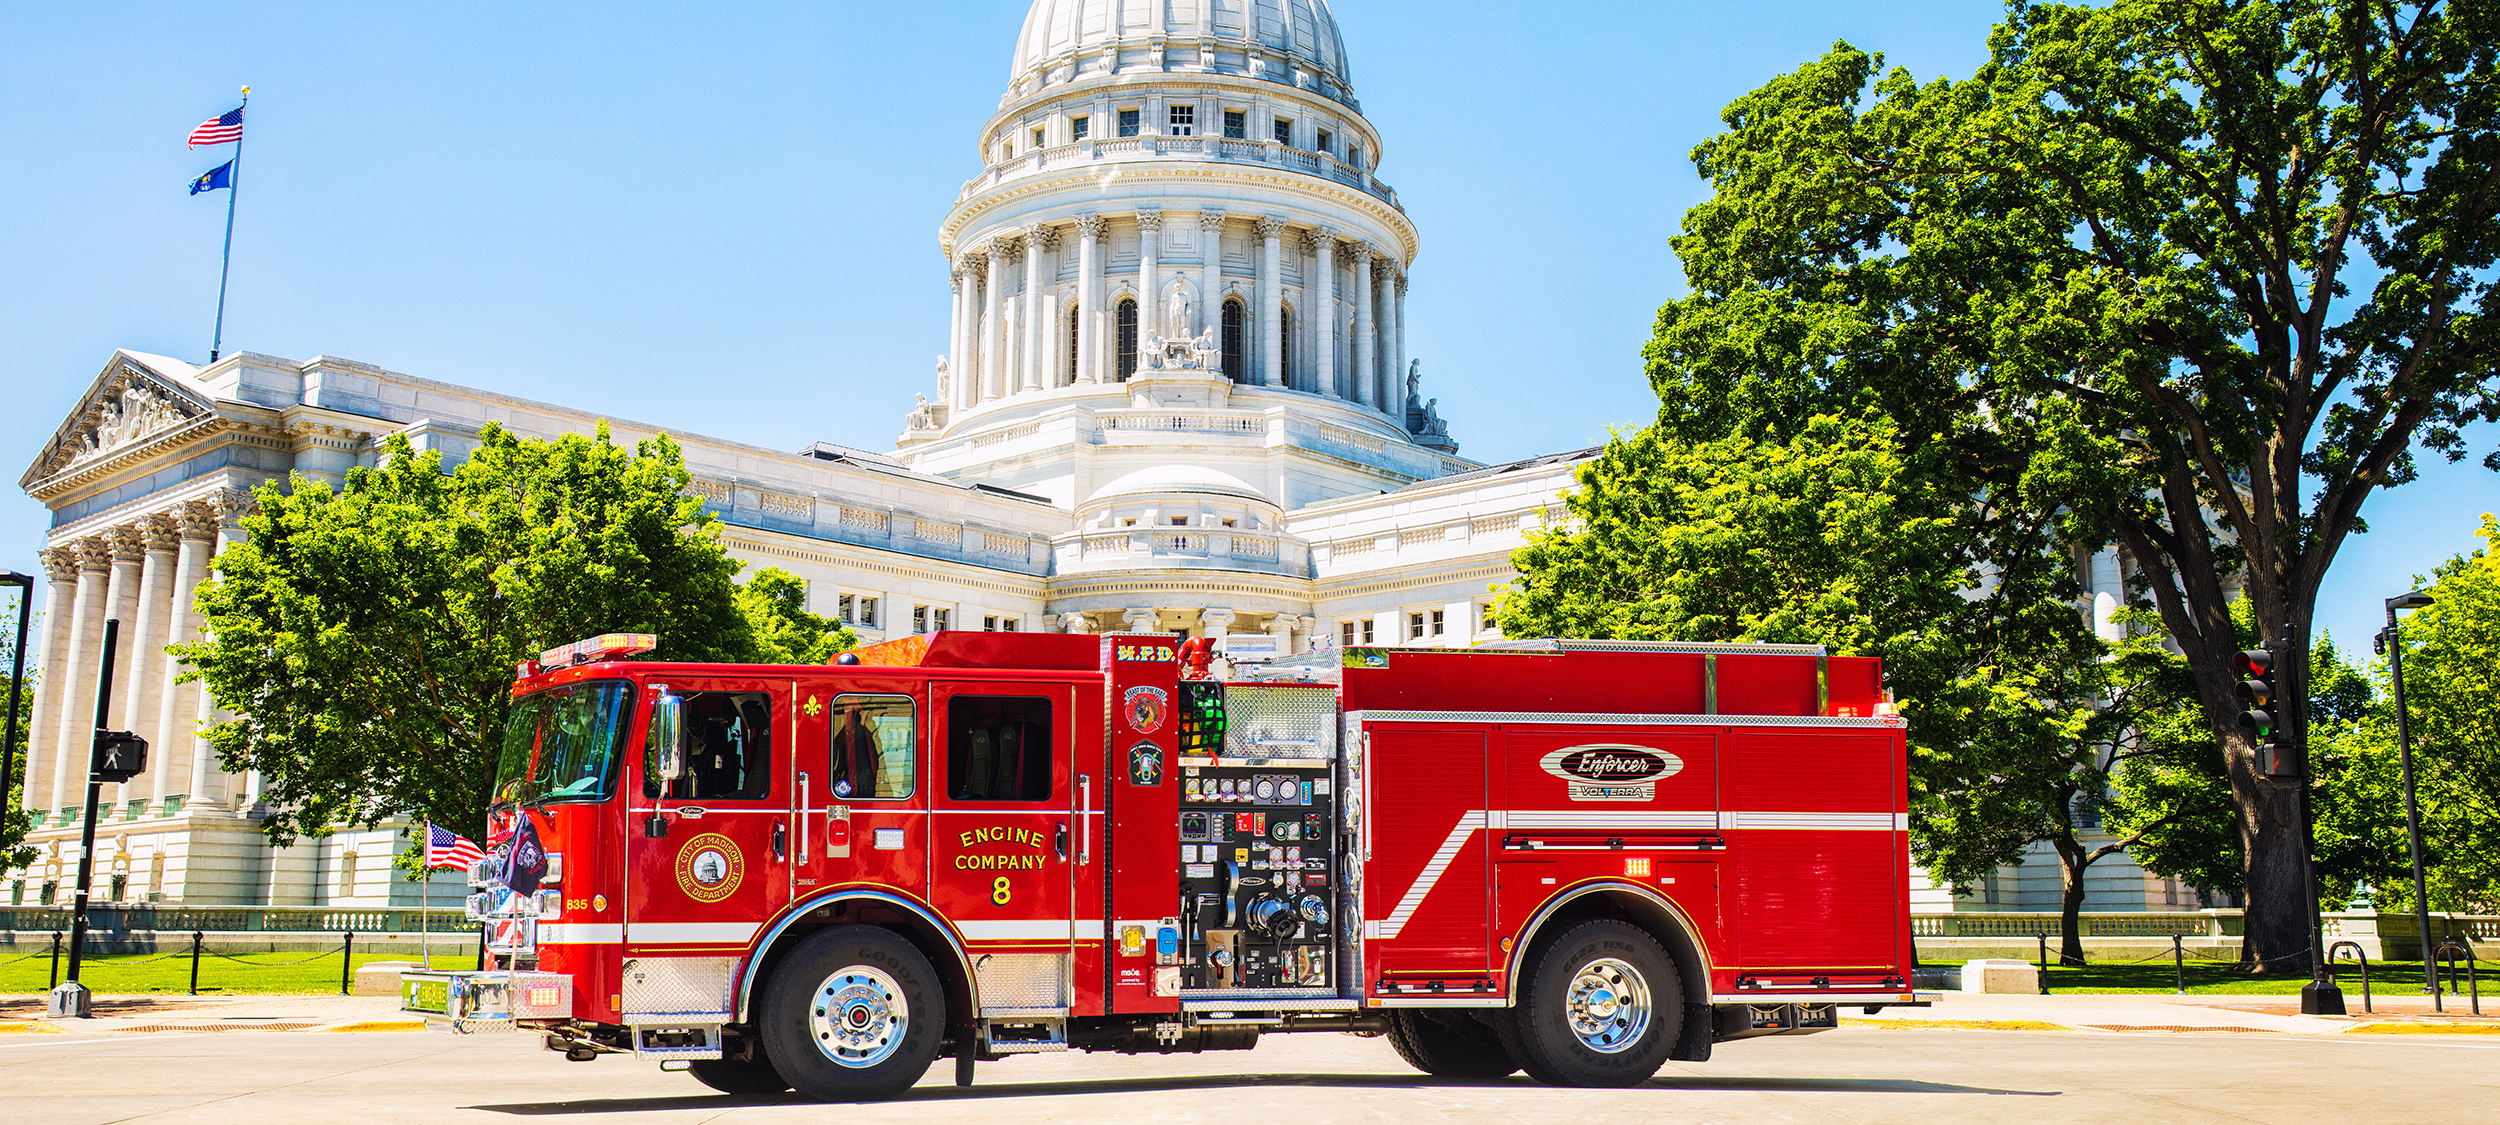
(538, 923, 624, 944)
(957, 919, 1105, 941)
(1710, 993, 1912, 1005)
(630, 921, 761, 944)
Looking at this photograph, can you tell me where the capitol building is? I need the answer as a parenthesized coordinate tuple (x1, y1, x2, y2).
(9, 0, 1590, 909)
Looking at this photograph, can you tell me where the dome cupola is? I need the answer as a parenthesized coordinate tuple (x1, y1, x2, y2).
(1008, 0, 1357, 108)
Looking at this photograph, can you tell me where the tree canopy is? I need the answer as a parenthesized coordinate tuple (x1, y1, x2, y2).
(180, 423, 848, 848)
(1621, 0, 2499, 970)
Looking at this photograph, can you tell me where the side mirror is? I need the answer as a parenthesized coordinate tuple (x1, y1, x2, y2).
(651, 689, 686, 783)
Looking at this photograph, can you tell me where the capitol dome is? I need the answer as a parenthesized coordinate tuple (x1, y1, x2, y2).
(1008, 0, 1356, 106)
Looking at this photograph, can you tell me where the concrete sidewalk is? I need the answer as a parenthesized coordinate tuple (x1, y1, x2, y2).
(0, 992, 416, 1036)
(1856, 989, 2498, 1035)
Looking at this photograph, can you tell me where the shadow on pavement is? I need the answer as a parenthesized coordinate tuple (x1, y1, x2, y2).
(468, 1070, 2057, 1112)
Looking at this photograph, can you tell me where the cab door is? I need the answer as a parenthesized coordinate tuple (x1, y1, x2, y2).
(793, 678, 928, 906)
(625, 675, 794, 957)
(928, 682, 1078, 1010)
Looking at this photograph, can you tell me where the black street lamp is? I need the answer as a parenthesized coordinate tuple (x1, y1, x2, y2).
(2378, 590, 2439, 1007)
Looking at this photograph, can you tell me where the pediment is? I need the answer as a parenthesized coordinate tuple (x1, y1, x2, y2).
(20, 350, 219, 490)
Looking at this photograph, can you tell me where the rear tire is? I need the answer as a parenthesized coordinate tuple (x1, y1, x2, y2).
(1498, 919, 1680, 1088)
(1385, 1010, 1519, 1078)
(685, 1056, 788, 1095)
(759, 925, 945, 1101)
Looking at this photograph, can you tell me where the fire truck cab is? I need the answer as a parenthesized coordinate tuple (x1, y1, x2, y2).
(406, 631, 1922, 1099)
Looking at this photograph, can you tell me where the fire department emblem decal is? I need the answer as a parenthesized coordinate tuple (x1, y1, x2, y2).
(1123, 686, 1170, 734)
(674, 832, 745, 903)
(1128, 740, 1165, 787)
(1540, 744, 1682, 802)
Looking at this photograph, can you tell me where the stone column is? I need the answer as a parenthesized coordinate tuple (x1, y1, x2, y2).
(161, 502, 218, 812)
(1197, 211, 1226, 337)
(121, 516, 178, 815)
(22, 549, 80, 816)
(1351, 243, 1376, 409)
(1135, 209, 1162, 339)
(1393, 274, 1409, 414)
(1297, 616, 1319, 655)
(47, 539, 109, 823)
(981, 242, 1009, 403)
(1257, 217, 1286, 387)
(1021, 224, 1049, 392)
(1311, 229, 1338, 397)
(1121, 608, 1159, 634)
(1265, 614, 1295, 654)
(210, 495, 253, 811)
(1199, 607, 1236, 640)
(1074, 215, 1103, 383)
(1060, 612, 1098, 634)
(946, 265, 967, 411)
(101, 528, 144, 734)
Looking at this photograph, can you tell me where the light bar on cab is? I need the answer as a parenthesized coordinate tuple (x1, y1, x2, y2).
(539, 633, 658, 667)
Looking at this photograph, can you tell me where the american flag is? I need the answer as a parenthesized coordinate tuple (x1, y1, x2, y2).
(425, 822, 485, 871)
(187, 106, 244, 148)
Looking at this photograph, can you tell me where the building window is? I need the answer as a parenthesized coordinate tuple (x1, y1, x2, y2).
(1002, 617, 1019, 632)
(1065, 303, 1079, 384)
(1361, 619, 1376, 644)
(984, 615, 999, 631)
(1171, 515, 1190, 526)
(1122, 517, 1138, 527)
(857, 597, 878, 628)
(1479, 602, 1497, 632)
(1221, 518, 1236, 528)
(1071, 115, 1089, 140)
(1347, 143, 1363, 168)
(934, 608, 951, 631)
(1340, 621, 1357, 648)
(1315, 128, 1332, 155)
(1221, 297, 1245, 382)
(945, 696, 1054, 802)
(1408, 612, 1426, 640)
(1223, 109, 1247, 139)
(1430, 609, 1446, 637)
(997, 142, 1011, 162)
(838, 593, 854, 623)
(1118, 108, 1141, 137)
(1032, 125, 1046, 148)
(1272, 116, 1293, 145)
(1278, 305, 1294, 387)
(1168, 104, 1195, 136)
(913, 605, 929, 633)
(1116, 297, 1139, 380)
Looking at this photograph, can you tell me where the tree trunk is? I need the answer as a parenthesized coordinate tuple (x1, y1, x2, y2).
(2235, 764, 2314, 974)
(2053, 832, 2089, 968)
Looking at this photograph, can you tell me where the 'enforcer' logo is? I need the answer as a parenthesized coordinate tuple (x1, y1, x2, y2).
(1538, 744, 1682, 801)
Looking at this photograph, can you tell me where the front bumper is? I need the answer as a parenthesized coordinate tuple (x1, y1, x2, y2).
(403, 970, 574, 1034)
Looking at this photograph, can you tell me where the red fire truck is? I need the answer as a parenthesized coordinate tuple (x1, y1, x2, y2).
(405, 630, 1922, 1099)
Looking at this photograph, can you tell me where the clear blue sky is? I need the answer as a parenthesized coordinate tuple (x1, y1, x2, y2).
(3, 1, 2490, 655)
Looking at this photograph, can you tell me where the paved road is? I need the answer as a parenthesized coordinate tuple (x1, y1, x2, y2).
(6, 1020, 2496, 1125)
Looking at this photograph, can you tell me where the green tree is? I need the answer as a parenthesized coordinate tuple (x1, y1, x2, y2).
(180, 422, 757, 848)
(2, 620, 33, 871)
(1504, 414, 2204, 963)
(738, 566, 857, 665)
(1646, 0, 2500, 971)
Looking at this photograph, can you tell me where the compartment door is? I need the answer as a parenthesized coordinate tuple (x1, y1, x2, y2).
(1361, 723, 1491, 986)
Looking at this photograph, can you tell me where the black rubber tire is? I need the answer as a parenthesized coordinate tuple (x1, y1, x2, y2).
(759, 925, 945, 1101)
(1497, 919, 1681, 1088)
(1384, 1010, 1519, 1078)
(685, 1055, 789, 1095)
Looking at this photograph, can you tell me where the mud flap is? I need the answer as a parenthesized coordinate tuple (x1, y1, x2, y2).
(955, 1023, 978, 1086)
(1668, 1002, 1713, 1062)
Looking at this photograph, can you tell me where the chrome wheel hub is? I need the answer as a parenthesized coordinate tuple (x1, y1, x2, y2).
(807, 965, 908, 1068)
(1563, 957, 1651, 1053)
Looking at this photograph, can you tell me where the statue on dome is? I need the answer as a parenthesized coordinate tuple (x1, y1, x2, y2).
(1419, 398, 1448, 437)
(1140, 282, 1220, 372)
(934, 355, 950, 398)
(904, 393, 941, 431)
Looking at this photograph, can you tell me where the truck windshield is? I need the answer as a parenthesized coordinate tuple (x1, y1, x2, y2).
(496, 679, 634, 806)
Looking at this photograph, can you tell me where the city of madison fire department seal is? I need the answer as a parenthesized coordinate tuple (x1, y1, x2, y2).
(1129, 739, 1165, 787)
(1539, 744, 1683, 802)
(674, 833, 745, 903)
(1123, 685, 1170, 734)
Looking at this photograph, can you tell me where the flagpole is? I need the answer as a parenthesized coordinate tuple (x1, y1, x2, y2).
(209, 86, 248, 364)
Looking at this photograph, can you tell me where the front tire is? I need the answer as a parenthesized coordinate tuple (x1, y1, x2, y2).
(1498, 919, 1680, 1087)
(1385, 1010, 1519, 1078)
(759, 925, 945, 1101)
(685, 1055, 788, 1095)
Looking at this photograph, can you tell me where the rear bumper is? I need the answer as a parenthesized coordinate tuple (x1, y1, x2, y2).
(402, 970, 573, 1034)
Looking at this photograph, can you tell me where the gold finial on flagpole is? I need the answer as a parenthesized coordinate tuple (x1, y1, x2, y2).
(241, 85, 250, 95)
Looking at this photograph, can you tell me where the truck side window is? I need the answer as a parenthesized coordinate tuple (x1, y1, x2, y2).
(644, 690, 773, 801)
(828, 694, 916, 801)
(946, 696, 1052, 801)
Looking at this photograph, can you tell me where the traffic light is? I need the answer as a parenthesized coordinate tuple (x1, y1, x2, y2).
(2238, 648, 2299, 778)
(90, 730, 148, 783)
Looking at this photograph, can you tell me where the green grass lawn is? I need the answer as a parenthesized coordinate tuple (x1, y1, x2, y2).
(0, 948, 485, 996)
(1933, 958, 2500, 996)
